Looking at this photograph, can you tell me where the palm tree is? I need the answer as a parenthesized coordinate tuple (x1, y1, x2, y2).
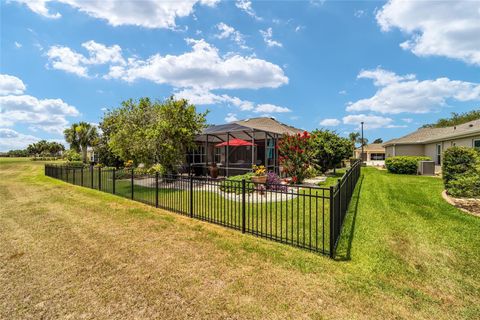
(348, 132, 360, 147)
(64, 122, 99, 163)
(64, 124, 81, 153)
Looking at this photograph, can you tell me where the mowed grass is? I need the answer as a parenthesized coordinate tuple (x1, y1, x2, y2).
(1, 158, 479, 319)
(60, 167, 333, 253)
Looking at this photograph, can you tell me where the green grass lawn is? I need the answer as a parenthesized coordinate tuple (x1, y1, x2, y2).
(1, 158, 479, 319)
(62, 167, 334, 253)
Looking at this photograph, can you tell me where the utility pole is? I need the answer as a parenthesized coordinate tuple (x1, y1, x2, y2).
(361, 121, 364, 162)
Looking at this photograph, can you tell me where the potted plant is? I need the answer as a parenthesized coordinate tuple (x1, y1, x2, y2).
(251, 165, 267, 184)
(209, 162, 219, 179)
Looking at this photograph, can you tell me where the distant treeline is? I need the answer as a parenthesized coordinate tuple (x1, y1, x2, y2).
(421, 110, 480, 128)
(0, 140, 65, 158)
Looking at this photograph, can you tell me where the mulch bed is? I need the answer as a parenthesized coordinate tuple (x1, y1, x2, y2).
(442, 190, 480, 217)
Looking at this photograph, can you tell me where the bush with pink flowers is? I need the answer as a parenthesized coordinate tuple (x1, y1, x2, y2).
(278, 131, 316, 184)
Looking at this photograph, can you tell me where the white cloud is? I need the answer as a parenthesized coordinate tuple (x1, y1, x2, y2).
(402, 118, 413, 123)
(357, 68, 414, 86)
(175, 88, 291, 114)
(260, 28, 282, 48)
(81, 40, 125, 65)
(46, 40, 126, 77)
(0, 74, 26, 95)
(319, 118, 341, 126)
(107, 38, 288, 90)
(295, 25, 305, 32)
(342, 114, 398, 130)
(14, 41, 22, 48)
(338, 90, 347, 95)
(0, 94, 79, 134)
(309, 0, 325, 7)
(376, 0, 480, 65)
(215, 23, 249, 49)
(0, 74, 79, 134)
(46, 45, 89, 77)
(224, 113, 239, 123)
(235, 0, 261, 20)
(15, 0, 219, 29)
(0, 128, 40, 151)
(347, 68, 480, 114)
(354, 10, 365, 18)
(174, 88, 254, 111)
(14, 0, 61, 19)
(254, 103, 290, 113)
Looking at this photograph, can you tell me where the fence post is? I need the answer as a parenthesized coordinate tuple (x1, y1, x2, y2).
(131, 168, 134, 200)
(155, 172, 159, 208)
(98, 167, 102, 190)
(73, 168, 76, 185)
(242, 179, 246, 233)
(189, 175, 193, 217)
(66, 168, 69, 183)
(91, 166, 94, 188)
(113, 168, 116, 194)
(329, 185, 335, 258)
(81, 167, 84, 186)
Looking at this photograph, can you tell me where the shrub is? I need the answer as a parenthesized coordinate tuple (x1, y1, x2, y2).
(278, 131, 316, 184)
(63, 149, 81, 162)
(442, 146, 479, 187)
(447, 174, 480, 198)
(443, 146, 480, 198)
(266, 171, 287, 191)
(65, 161, 86, 168)
(385, 156, 431, 174)
(147, 163, 166, 175)
(219, 173, 254, 194)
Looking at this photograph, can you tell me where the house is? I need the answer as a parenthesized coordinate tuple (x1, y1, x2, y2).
(354, 143, 385, 166)
(188, 117, 303, 176)
(383, 119, 480, 165)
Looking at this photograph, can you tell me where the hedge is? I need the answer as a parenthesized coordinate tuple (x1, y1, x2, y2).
(385, 156, 431, 174)
(442, 146, 480, 198)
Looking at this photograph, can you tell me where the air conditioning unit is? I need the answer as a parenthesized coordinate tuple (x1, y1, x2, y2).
(418, 161, 435, 176)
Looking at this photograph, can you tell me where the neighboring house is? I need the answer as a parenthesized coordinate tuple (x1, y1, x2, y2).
(86, 147, 98, 163)
(189, 117, 303, 176)
(383, 119, 480, 165)
(354, 143, 386, 166)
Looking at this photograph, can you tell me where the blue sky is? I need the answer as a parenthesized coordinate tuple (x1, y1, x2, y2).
(1, 0, 479, 151)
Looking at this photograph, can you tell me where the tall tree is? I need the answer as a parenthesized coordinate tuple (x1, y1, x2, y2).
(64, 124, 81, 153)
(422, 109, 480, 128)
(348, 132, 360, 147)
(312, 130, 353, 174)
(64, 122, 99, 163)
(102, 97, 207, 172)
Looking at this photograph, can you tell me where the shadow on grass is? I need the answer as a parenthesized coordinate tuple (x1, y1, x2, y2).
(333, 174, 364, 261)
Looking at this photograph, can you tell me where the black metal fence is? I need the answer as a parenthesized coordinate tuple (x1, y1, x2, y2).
(45, 160, 361, 257)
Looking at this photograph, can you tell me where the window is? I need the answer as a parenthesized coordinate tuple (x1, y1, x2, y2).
(188, 146, 205, 164)
(214, 147, 222, 163)
(474, 140, 480, 150)
(436, 144, 442, 165)
(370, 153, 385, 160)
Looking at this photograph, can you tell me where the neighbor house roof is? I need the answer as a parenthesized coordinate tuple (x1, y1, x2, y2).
(383, 119, 480, 146)
(355, 143, 385, 152)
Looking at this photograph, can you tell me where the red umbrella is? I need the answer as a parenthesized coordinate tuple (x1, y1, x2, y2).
(215, 138, 256, 147)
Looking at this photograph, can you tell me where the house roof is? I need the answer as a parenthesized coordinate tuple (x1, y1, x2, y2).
(383, 119, 480, 146)
(235, 117, 304, 135)
(198, 117, 303, 142)
(355, 143, 385, 152)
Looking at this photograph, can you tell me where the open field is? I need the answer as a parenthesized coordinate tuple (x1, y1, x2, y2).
(1, 158, 479, 319)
